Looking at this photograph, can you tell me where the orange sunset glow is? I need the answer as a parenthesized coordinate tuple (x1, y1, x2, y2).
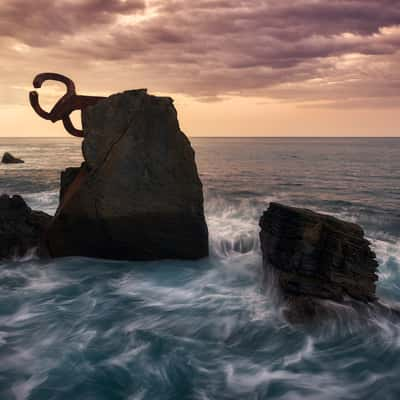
(0, 0, 399, 137)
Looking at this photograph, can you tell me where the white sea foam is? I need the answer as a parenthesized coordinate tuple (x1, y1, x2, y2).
(24, 190, 58, 215)
(283, 336, 314, 367)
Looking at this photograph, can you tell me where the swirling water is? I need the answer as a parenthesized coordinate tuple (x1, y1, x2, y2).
(0, 137, 399, 400)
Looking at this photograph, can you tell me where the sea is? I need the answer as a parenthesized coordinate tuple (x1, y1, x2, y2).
(0, 137, 399, 400)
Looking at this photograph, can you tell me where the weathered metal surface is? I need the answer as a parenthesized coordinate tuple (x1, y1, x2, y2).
(29, 72, 106, 137)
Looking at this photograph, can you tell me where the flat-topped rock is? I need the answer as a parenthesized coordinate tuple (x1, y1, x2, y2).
(260, 202, 379, 304)
(0, 194, 51, 260)
(45, 89, 208, 260)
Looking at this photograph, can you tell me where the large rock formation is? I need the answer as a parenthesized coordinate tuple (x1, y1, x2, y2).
(0, 194, 51, 260)
(260, 203, 379, 310)
(2, 152, 24, 164)
(45, 89, 208, 260)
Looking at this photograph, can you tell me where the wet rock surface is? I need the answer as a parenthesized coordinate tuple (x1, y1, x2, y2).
(59, 166, 81, 203)
(0, 194, 51, 260)
(45, 89, 208, 260)
(1, 152, 24, 164)
(260, 202, 379, 321)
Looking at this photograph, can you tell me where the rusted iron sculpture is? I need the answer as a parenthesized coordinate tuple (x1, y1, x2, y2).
(29, 73, 106, 137)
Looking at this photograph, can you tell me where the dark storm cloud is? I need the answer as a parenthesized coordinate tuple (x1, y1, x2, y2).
(1, 0, 399, 105)
(0, 0, 145, 46)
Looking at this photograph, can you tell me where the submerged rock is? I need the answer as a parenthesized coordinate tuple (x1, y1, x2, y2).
(0, 194, 51, 260)
(1, 152, 24, 164)
(45, 89, 208, 260)
(260, 203, 379, 320)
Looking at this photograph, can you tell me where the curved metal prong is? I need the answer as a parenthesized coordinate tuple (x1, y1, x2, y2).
(30, 73, 76, 122)
(62, 115, 84, 137)
(30, 72, 106, 138)
(32, 72, 76, 94)
(29, 90, 52, 120)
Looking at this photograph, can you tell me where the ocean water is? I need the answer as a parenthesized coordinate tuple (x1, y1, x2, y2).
(0, 137, 399, 400)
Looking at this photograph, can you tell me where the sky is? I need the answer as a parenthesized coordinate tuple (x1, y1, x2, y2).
(0, 0, 399, 137)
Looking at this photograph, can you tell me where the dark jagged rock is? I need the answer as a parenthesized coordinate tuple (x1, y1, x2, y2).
(1, 152, 24, 164)
(60, 166, 81, 203)
(0, 194, 51, 260)
(45, 89, 208, 260)
(260, 202, 379, 320)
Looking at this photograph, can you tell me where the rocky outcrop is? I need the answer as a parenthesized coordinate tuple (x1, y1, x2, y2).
(45, 89, 208, 260)
(260, 203, 379, 319)
(0, 194, 51, 260)
(1, 152, 24, 164)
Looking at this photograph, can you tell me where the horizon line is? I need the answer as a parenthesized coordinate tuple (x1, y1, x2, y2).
(0, 136, 399, 139)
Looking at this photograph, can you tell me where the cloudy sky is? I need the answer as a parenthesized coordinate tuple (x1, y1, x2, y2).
(0, 0, 399, 137)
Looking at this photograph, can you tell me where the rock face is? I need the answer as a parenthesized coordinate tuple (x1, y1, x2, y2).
(260, 203, 379, 304)
(59, 166, 81, 203)
(45, 89, 208, 260)
(2, 152, 24, 164)
(0, 194, 51, 260)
